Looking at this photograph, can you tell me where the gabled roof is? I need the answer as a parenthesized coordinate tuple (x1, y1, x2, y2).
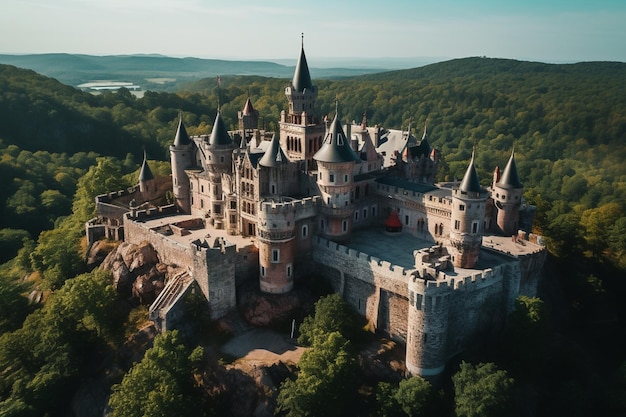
(259, 135, 289, 167)
(138, 151, 154, 182)
(207, 112, 232, 148)
(314, 109, 360, 163)
(292, 45, 313, 93)
(459, 153, 482, 193)
(173, 115, 191, 146)
(496, 151, 523, 189)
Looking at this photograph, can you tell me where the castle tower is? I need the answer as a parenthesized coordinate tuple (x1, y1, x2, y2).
(259, 134, 293, 197)
(204, 111, 235, 228)
(170, 115, 195, 213)
(492, 150, 523, 236)
(238, 97, 259, 145)
(406, 273, 452, 377)
(449, 152, 488, 268)
(313, 104, 360, 242)
(279, 36, 325, 168)
(257, 201, 297, 294)
(138, 151, 155, 195)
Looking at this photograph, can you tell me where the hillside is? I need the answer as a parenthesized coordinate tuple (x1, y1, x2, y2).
(0, 53, 386, 91)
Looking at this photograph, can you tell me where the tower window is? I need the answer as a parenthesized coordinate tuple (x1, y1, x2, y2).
(459, 204, 465, 211)
(287, 264, 292, 277)
(329, 173, 335, 183)
(454, 220, 460, 230)
(342, 220, 348, 232)
(302, 225, 308, 238)
(261, 266, 265, 277)
(344, 174, 349, 182)
(405, 215, 409, 226)
(472, 221, 479, 234)
(272, 249, 280, 263)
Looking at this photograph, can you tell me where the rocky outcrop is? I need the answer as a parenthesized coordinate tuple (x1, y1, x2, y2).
(100, 241, 174, 304)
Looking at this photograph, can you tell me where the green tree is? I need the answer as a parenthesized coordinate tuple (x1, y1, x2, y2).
(452, 362, 514, 417)
(297, 293, 360, 346)
(277, 331, 360, 417)
(0, 273, 31, 333)
(394, 376, 432, 417)
(108, 330, 203, 417)
(72, 157, 130, 224)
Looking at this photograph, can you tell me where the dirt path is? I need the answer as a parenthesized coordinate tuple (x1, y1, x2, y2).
(221, 328, 307, 371)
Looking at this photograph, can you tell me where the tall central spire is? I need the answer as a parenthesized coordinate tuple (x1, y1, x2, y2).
(292, 34, 313, 92)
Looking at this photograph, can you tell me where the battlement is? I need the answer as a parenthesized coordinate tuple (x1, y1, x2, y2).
(125, 204, 178, 221)
(95, 185, 140, 204)
(190, 236, 236, 256)
(314, 236, 412, 283)
(259, 196, 320, 214)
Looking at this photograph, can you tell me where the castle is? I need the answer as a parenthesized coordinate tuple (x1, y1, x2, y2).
(88, 41, 545, 378)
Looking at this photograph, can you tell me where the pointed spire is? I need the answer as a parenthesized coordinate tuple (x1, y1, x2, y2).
(313, 103, 360, 163)
(242, 97, 255, 115)
(259, 134, 289, 167)
(208, 112, 232, 148)
(422, 120, 429, 141)
(138, 150, 154, 182)
(459, 151, 482, 194)
(173, 113, 191, 146)
(496, 150, 523, 189)
(292, 35, 313, 93)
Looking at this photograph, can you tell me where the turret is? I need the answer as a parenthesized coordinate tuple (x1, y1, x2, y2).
(238, 97, 259, 144)
(138, 151, 154, 194)
(259, 134, 294, 197)
(204, 111, 235, 228)
(279, 35, 325, 166)
(449, 152, 488, 268)
(170, 115, 195, 213)
(492, 150, 523, 236)
(313, 104, 360, 242)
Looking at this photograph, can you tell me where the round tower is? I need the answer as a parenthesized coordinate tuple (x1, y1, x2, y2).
(492, 150, 523, 236)
(169, 115, 195, 213)
(257, 200, 296, 294)
(313, 105, 360, 243)
(238, 97, 259, 143)
(138, 151, 155, 195)
(449, 152, 488, 268)
(203, 111, 234, 228)
(406, 274, 451, 377)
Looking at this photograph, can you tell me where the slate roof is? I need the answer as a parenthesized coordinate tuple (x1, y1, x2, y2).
(259, 135, 289, 167)
(173, 115, 191, 146)
(496, 151, 523, 189)
(292, 46, 313, 93)
(207, 112, 233, 148)
(313, 110, 360, 163)
(458, 153, 482, 194)
(138, 152, 154, 182)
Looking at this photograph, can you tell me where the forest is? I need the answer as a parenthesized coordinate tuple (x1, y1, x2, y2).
(0, 57, 625, 416)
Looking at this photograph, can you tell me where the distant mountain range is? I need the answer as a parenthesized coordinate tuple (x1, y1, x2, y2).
(0, 53, 425, 91)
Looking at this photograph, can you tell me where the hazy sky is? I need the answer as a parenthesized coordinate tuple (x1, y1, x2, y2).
(1, 0, 624, 63)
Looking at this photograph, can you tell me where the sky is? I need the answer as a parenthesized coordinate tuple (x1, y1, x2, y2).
(1, 0, 625, 64)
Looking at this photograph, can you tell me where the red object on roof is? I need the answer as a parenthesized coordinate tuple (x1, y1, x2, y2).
(385, 210, 403, 229)
(242, 97, 255, 115)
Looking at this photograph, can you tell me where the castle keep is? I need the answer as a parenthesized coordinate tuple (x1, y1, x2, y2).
(89, 41, 545, 378)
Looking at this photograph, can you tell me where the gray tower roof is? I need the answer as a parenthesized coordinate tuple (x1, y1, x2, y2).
(313, 108, 360, 163)
(292, 45, 313, 93)
(496, 151, 523, 189)
(459, 153, 482, 193)
(259, 134, 289, 167)
(138, 152, 154, 182)
(173, 115, 191, 146)
(208, 112, 232, 148)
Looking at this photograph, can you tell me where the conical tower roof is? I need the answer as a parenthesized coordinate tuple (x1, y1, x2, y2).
(459, 152, 482, 194)
(242, 97, 255, 115)
(138, 151, 154, 182)
(496, 150, 523, 189)
(259, 134, 289, 167)
(314, 106, 360, 163)
(173, 114, 191, 146)
(292, 43, 313, 93)
(208, 112, 232, 148)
